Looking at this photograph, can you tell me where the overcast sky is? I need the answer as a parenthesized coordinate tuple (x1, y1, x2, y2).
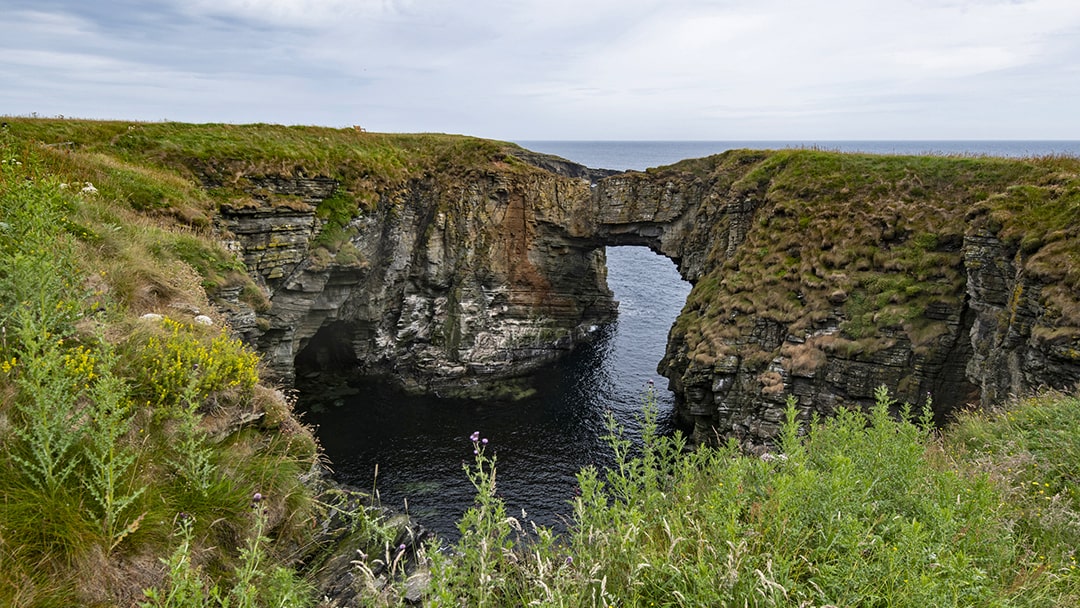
(2, 0, 1079, 140)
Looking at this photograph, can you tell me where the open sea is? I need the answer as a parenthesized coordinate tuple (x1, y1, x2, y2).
(298, 140, 1080, 541)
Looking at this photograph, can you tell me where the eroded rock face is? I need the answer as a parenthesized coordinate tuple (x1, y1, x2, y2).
(215, 166, 616, 396)
(963, 230, 1080, 407)
(591, 153, 1080, 446)
(212, 148, 1080, 444)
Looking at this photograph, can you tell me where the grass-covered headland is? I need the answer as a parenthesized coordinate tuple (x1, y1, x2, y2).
(2, 119, 1079, 606)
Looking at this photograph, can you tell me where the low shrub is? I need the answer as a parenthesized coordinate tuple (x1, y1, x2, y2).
(120, 316, 260, 412)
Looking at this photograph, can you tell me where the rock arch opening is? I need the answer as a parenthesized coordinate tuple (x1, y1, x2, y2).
(600, 245, 693, 419)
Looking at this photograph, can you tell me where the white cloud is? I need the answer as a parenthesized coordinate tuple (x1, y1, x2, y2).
(892, 46, 1024, 76)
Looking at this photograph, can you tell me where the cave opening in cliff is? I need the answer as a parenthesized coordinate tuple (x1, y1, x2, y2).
(294, 320, 359, 379)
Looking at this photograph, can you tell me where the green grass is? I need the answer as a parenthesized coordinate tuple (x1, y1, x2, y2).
(0, 123, 322, 607)
(4, 119, 524, 196)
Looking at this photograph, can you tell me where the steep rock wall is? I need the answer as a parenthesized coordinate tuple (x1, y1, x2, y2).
(585, 151, 1080, 445)
(206, 144, 1079, 443)
(214, 164, 615, 396)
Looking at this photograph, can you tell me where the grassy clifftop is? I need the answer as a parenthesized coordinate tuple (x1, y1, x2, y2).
(4, 118, 546, 277)
(663, 147, 1080, 367)
(5, 119, 531, 214)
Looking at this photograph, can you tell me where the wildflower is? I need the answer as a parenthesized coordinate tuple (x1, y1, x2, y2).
(469, 431, 480, 442)
(81, 182, 98, 194)
(252, 492, 263, 505)
(398, 543, 406, 552)
(481, 437, 488, 445)
(565, 556, 573, 565)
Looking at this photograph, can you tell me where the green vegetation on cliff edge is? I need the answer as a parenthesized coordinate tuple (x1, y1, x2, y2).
(2, 119, 1079, 606)
(665, 147, 1080, 369)
(1, 124, 324, 606)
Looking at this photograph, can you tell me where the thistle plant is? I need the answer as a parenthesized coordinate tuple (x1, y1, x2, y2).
(428, 430, 516, 607)
(229, 493, 269, 608)
(83, 343, 145, 551)
(1, 165, 88, 497)
(143, 496, 313, 608)
(167, 381, 217, 498)
(140, 515, 212, 608)
(8, 316, 87, 496)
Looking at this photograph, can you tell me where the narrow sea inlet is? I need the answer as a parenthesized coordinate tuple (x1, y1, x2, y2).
(298, 245, 692, 540)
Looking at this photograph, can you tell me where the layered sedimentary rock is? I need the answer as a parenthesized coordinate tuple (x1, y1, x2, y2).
(583, 152, 1080, 445)
(208, 143, 1080, 444)
(212, 160, 616, 396)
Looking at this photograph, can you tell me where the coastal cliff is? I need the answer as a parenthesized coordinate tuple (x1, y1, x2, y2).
(211, 140, 1080, 445)
(587, 151, 1080, 444)
(10, 120, 1079, 442)
(207, 150, 617, 397)
(5, 119, 1080, 605)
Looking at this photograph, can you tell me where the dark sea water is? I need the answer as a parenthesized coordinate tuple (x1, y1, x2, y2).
(299, 140, 1080, 541)
(302, 246, 691, 540)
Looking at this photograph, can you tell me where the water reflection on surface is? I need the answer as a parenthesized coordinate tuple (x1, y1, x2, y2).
(298, 246, 691, 540)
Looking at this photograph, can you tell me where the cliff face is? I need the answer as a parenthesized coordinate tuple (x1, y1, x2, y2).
(202, 139, 1078, 442)
(589, 151, 1080, 445)
(212, 163, 615, 396)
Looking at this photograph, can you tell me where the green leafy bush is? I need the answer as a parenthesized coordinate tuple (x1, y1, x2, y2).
(122, 316, 260, 411)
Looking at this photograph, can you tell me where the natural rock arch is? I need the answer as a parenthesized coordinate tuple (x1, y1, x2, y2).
(217, 149, 1080, 445)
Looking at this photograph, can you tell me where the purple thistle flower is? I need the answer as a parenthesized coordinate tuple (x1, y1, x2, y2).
(481, 437, 488, 445)
(469, 431, 480, 442)
(252, 492, 263, 503)
(398, 543, 407, 552)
